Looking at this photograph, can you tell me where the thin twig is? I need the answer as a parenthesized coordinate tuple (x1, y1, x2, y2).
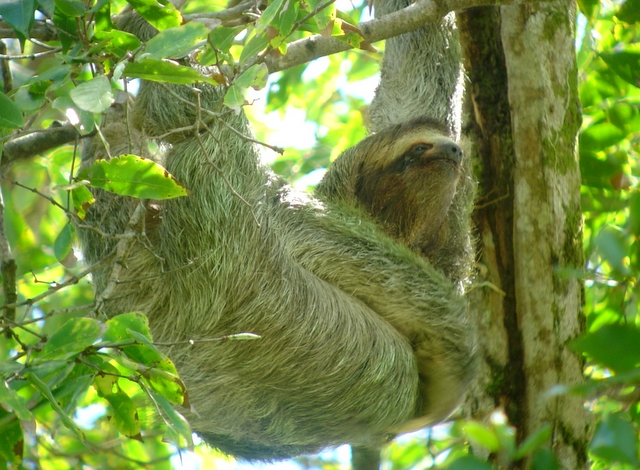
(0, 40, 13, 93)
(92, 203, 144, 315)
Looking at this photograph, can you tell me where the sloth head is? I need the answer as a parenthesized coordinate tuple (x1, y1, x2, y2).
(317, 117, 463, 255)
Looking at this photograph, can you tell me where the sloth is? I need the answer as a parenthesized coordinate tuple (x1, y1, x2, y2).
(77, 1, 477, 462)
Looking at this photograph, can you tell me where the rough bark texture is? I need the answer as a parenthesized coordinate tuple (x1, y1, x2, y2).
(459, 2, 590, 469)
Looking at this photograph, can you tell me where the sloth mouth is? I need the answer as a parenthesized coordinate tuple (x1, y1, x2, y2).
(418, 154, 461, 168)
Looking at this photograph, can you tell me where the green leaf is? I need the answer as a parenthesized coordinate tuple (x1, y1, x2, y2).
(236, 63, 269, 90)
(275, 1, 298, 37)
(239, 33, 269, 64)
(0, 415, 22, 466)
(0, 93, 24, 128)
(70, 76, 114, 113)
(37, 0, 55, 16)
(607, 102, 640, 133)
(595, 226, 630, 275)
(223, 84, 246, 109)
(104, 312, 152, 344)
(25, 372, 86, 441)
(70, 184, 95, 219)
(514, 424, 552, 459)
(126, 0, 181, 31)
(208, 26, 243, 53)
(92, 30, 142, 58)
(38, 317, 105, 362)
(145, 22, 210, 60)
(54, 0, 85, 17)
(628, 191, 640, 236)
(0, 0, 35, 38)
(93, 0, 113, 32)
(572, 323, 640, 373)
(149, 391, 193, 445)
(579, 151, 621, 188)
(102, 314, 186, 405)
(531, 448, 560, 470)
(53, 223, 74, 263)
(599, 49, 640, 88)
(461, 422, 500, 452)
(448, 455, 495, 470)
(617, 0, 640, 24)
(0, 382, 34, 422)
(590, 414, 639, 466)
(103, 391, 142, 439)
(256, 0, 285, 29)
(77, 155, 188, 199)
(124, 59, 215, 84)
(307, 0, 336, 31)
(53, 5, 78, 52)
(579, 123, 626, 151)
(578, 0, 599, 19)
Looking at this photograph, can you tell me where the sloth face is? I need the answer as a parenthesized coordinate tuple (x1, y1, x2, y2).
(353, 127, 463, 253)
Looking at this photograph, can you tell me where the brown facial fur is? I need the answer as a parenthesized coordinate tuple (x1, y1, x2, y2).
(317, 119, 463, 260)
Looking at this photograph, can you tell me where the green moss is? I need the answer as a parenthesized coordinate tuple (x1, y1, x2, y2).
(543, 10, 570, 43)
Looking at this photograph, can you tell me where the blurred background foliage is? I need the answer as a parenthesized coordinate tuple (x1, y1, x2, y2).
(0, 0, 639, 468)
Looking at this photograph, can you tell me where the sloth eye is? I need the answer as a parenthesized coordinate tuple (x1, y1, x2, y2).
(412, 144, 433, 154)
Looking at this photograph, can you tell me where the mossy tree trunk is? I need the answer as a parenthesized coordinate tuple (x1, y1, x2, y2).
(458, 2, 591, 469)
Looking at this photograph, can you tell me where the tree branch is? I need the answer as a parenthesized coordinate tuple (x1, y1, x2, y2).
(1, 124, 86, 166)
(265, 0, 545, 72)
(0, 21, 57, 41)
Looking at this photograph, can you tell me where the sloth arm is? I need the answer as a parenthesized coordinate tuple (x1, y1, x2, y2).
(281, 201, 476, 427)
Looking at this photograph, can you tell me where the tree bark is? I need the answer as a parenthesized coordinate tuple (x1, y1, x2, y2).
(459, 2, 591, 469)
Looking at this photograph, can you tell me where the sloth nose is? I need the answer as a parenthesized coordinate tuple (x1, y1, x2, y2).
(435, 141, 463, 164)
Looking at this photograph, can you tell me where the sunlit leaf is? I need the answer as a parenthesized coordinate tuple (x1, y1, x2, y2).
(617, 0, 640, 24)
(461, 422, 500, 452)
(235, 63, 269, 90)
(599, 49, 640, 88)
(103, 391, 142, 440)
(209, 26, 243, 53)
(126, 0, 181, 31)
(224, 84, 245, 109)
(256, 0, 285, 30)
(53, 223, 74, 263)
(0, 0, 35, 38)
(25, 372, 86, 441)
(514, 424, 551, 459)
(590, 413, 639, 466)
(0, 93, 24, 128)
(531, 448, 560, 470)
(37, 317, 104, 362)
(76, 154, 188, 199)
(124, 59, 215, 84)
(0, 382, 33, 422)
(572, 324, 640, 373)
(92, 30, 142, 58)
(239, 33, 269, 64)
(149, 391, 193, 446)
(579, 123, 626, 151)
(0, 415, 22, 465)
(54, 0, 85, 17)
(448, 455, 495, 470)
(70, 76, 114, 113)
(145, 22, 210, 60)
(70, 185, 95, 219)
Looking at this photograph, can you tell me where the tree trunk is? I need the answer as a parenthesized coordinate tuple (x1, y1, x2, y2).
(458, 2, 591, 469)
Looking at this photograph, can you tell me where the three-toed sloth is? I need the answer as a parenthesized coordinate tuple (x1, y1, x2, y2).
(77, 0, 477, 461)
